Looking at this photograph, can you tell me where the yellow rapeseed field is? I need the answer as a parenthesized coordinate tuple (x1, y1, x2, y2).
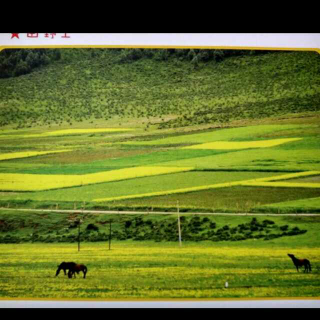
(258, 171, 320, 182)
(0, 128, 134, 140)
(242, 171, 320, 188)
(0, 166, 194, 191)
(183, 138, 302, 150)
(38, 128, 135, 136)
(243, 182, 320, 188)
(0, 150, 71, 162)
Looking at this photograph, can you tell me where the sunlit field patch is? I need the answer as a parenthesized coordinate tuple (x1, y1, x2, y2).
(244, 182, 320, 188)
(281, 175, 320, 184)
(37, 128, 135, 136)
(0, 128, 135, 140)
(0, 150, 70, 162)
(183, 138, 302, 150)
(237, 172, 320, 192)
(264, 171, 320, 182)
(0, 166, 194, 192)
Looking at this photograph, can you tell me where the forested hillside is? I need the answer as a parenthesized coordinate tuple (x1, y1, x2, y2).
(0, 49, 61, 78)
(0, 48, 319, 130)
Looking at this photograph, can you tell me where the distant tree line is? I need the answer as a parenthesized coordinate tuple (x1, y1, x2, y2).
(0, 48, 271, 79)
(116, 48, 272, 64)
(0, 49, 61, 78)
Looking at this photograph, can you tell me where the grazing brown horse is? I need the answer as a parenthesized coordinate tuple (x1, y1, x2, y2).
(68, 263, 88, 279)
(56, 262, 77, 277)
(288, 254, 312, 273)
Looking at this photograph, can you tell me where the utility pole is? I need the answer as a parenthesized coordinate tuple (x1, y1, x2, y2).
(78, 218, 81, 252)
(78, 203, 84, 252)
(109, 220, 112, 250)
(177, 201, 182, 247)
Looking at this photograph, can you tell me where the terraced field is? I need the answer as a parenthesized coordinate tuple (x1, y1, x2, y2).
(0, 122, 320, 212)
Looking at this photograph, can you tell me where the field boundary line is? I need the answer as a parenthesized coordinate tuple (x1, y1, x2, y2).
(0, 207, 318, 216)
(243, 182, 320, 188)
(254, 171, 320, 182)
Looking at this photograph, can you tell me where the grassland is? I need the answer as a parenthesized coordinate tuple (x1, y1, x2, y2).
(256, 197, 320, 213)
(0, 213, 319, 300)
(0, 49, 319, 300)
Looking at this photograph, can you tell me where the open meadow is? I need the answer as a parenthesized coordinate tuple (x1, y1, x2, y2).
(0, 213, 320, 300)
(0, 48, 319, 300)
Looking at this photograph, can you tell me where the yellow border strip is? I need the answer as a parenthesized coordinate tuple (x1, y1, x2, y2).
(0, 297, 319, 302)
(0, 45, 319, 54)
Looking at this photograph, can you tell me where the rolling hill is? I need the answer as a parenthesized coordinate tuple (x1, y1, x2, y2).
(0, 48, 319, 131)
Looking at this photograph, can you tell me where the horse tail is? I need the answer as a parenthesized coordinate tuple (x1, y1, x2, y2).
(309, 261, 312, 272)
(83, 265, 88, 278)
(305, 259, 312, 272)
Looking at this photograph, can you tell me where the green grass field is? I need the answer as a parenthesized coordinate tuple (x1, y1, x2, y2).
(0, 214, 320, 300)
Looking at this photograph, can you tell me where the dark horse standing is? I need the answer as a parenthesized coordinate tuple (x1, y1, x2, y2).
(68, 263, 88, 279)
(56, 262, 76, 277)
(288, 254, 312, 273)
(56, 262, 88, 278)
